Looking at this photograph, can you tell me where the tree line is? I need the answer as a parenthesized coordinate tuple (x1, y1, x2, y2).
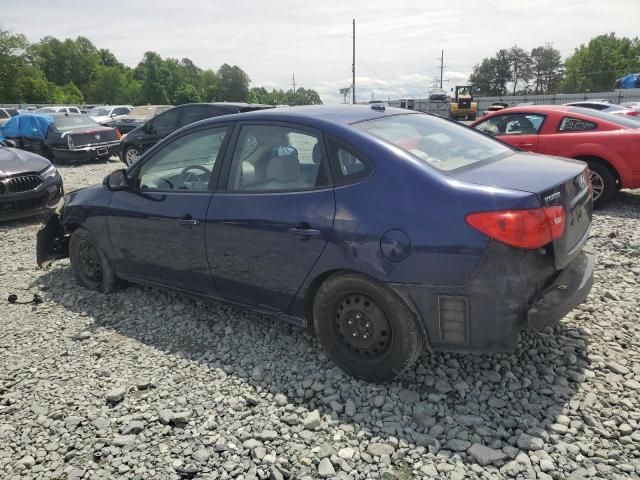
(469, 33, 640, 96)
(0, 28, 323, 106)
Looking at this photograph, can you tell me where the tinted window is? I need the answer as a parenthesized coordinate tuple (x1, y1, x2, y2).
(475, 113, 545, 136)
(325, 137, 372, 184)
(178, 105, 216, 128)
(0, 110, 8, 119)
(558, 117, 597, 132)
(228, 124, 328, 191)
(69, 107, 81, 114)
(151, 108, 180, 135)
(569, 107, 640, 128)
(138, 127, 228, 191)
(112, 107, 130, 116)
(356, 113, 510, 172)
(89, 107, 110, 116)
(7, 109, 18, 117)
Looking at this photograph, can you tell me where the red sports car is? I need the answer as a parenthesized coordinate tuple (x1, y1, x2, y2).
(471, 105, 640, 206)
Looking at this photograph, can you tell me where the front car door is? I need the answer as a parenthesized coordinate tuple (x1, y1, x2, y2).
(475, 113, 545, 152)
(107, 124, 231, 295)
(141, 107, 182, 153)
(206, 122, 335, 311)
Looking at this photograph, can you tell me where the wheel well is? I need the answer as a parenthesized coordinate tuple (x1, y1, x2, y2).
(573, 155, 620, 186)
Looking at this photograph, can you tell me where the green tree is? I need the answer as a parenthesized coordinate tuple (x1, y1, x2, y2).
(530, 45, 563, 94)
(469, 58, 499, 95)
(136, 51, 171, 104)
(217, 64, 250, 101)
(50, 82, 84, 104)
(91, 65, 129, 103)
(0, 28, 30, 102)
(508, 46, 533, 94)
(200, 69, 219, 101)
(561, 33, 640, 92)
(174, 84, 202, 104)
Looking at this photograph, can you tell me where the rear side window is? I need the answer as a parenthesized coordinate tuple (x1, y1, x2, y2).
(558, 117, 597, 132)
(326, 137, 373, 185)
(0, 110, 8, 119)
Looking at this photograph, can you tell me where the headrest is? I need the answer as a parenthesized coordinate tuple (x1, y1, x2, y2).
(312, 143, 322, 164)
(267, 154, 300, 183)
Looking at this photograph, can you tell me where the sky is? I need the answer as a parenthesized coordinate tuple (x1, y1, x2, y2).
(2, 0, 639, 103)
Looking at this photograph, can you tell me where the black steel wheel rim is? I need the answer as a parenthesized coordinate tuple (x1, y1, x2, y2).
(77, 240, 102, 285)
(334, 293, 392, 359)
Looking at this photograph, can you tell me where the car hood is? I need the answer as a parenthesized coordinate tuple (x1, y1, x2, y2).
(0, 146, 51, 176)
(89, 115, 111, 123)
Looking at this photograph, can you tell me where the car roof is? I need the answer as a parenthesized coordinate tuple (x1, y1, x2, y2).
(198, 104, 418, 127)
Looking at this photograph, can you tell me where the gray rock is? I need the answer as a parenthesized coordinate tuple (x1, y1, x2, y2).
(106, 386, 127, 403)
(122, 420, 144, 434)
(193, 448, 211, 462)
(158, 409, 173, 425)
(318, 458, 335, 477)
(367, 442, 395, 457)
(399, 389, 420, 403)
(344, 398, 356, 417)
(112, 435, 136, 447)
(468, 443, 507, 466)
(274, 393, 288, 406)
(446, 439, 471, 452)
(303, 409, 321, 430)
(172, 410, 192, 424)
(65, 415, 85, 429)
(517, 433, 544, 451)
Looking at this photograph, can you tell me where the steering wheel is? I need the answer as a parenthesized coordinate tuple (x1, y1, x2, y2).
(179, 165, 211, 189)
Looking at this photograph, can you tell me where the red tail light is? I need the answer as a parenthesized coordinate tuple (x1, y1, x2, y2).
(466, 206, 565, 249)
(625, 111, 640, 117)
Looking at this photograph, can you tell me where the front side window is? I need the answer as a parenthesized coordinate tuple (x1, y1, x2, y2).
(356, 113, 511, 172)
(178, 105, 216, 128)
(558, 117, 597, 132)
(227, 124, 328, 191)
(475, 113, 545, 136)
(137, 127, 228, 191)
(151, 108, 179, 136)
(112, 107, 130, 116)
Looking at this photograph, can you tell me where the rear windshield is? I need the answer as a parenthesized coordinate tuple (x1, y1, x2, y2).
(569, 107, 640, 128)
(53, 115, 100, 132)
(354, 113, 512, 172)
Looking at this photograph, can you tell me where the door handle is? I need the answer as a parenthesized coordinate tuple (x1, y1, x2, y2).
(177, 215, 200, 226)
(288, 223, 321, 237)
(517, 143, 534, 148)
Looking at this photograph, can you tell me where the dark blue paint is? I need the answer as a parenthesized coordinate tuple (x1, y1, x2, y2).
(58, 105, 587, 329)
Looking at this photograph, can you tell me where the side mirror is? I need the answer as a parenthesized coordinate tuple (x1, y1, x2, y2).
(104, 169, 130, 191)
(110, 113, 117, 118)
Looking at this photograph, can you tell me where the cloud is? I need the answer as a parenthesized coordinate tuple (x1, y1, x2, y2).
(1, 0, 638, 103)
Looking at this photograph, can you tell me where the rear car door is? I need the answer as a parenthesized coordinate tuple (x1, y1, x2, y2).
(475, 113, 545, 152)
(205, 122, 335, 311)
(107, 124, 231, 294)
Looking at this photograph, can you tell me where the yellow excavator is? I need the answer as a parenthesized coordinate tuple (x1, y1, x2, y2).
(449, 86, 478, 121)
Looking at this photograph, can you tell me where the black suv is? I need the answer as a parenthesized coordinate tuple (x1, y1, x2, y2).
(119, 103, 272, 165)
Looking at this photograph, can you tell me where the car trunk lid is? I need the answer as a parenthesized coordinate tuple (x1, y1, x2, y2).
(456, 152, 592, 269)
(66, 128, 119, 147)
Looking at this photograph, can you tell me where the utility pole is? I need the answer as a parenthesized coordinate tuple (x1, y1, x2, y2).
(292, 73, 296, 105)
(512, 57, 518, 95)
(439, 50, 444, 89)
(352, 19, 356, 104)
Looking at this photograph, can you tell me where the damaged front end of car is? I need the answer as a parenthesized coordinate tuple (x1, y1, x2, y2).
(36, 211, 69, 268)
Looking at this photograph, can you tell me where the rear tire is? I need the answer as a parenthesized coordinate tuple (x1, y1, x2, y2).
(313, 273, 425, 383)
(69, 228, 117, 293)
(587, 161, 616, 208)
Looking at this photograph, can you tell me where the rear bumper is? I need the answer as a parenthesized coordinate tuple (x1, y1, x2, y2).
(527, 250, 595, 331)
(388, 242, 595, 353)
(52, 143, 120, 162)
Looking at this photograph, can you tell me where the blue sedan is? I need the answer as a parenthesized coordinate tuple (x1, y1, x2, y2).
(37, 105, 595, 382)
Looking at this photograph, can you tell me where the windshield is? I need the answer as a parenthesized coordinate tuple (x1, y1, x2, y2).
(570, 107, 640, 128)
(354, 113, 512, 172)
(53, 115, 100, 132)
(88, 107, 110, 116)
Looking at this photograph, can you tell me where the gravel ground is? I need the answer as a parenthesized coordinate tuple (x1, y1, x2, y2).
(1, 160, 639, 480)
